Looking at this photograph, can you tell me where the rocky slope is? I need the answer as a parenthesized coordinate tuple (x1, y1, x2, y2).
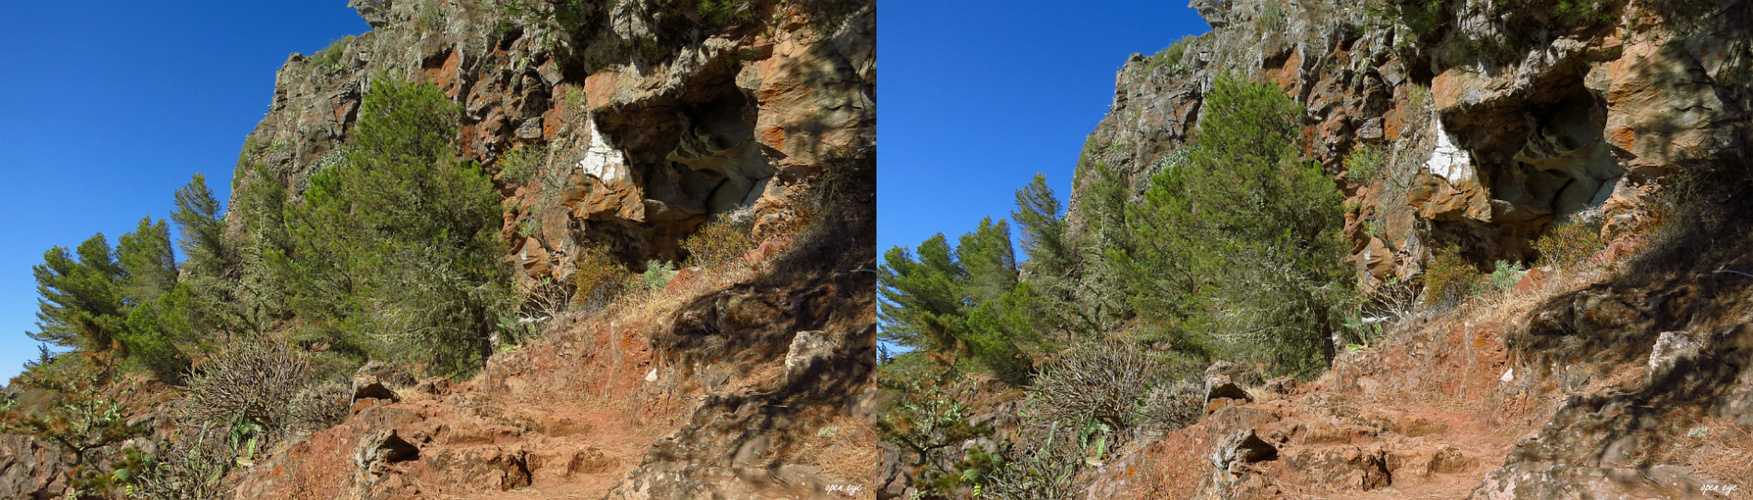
(231, 0, 877, 498)
(227, 211, 879, 500)
(1, 0, 877, 498)
(1062, 0, 1753, 497)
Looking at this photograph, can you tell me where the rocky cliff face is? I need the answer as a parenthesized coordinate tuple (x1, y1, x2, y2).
(237, 0, 872, 276)
(1069, 0, 1753, 498)
(1076, 0, 1750, 287)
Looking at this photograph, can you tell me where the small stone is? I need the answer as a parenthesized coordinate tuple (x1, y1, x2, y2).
(1648, 331, 1705, 382)
(1210, 429, 1277, 470)
(1428, 446, 1474, 474)
(1205, 378, 1255, 405)
(1204, 360, 1263, 386)
(352, 379, 400, 404)
(784, 330, 840, 383)
(1262, 376, 1299, 395)
(1204, 362, 1258, 405)
(1358, 117, 1385, 141)
(355, 429, 420, 475)
(536, 60, 564, 87)
(516, 118, 544, 140)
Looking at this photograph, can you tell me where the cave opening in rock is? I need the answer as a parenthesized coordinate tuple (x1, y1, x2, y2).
(1427, 74, 1622, 267)
(578, 77, 773, 269)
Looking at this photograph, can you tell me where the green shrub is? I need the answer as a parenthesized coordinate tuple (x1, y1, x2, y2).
(128, 423, 232, 500)
(1147, 36, 1197, 73)
(1533, 222, 1606, 270)
(1490, 260, 1527, 291)
(1377, 0, 1452, 38)
(306, 35, 356, 74)
(1405, 83, 1432, 114)
(416, 2, 446, 31)
(284, 378, 351, 433)
(1255, 1, 1290, 31)
(698, 0, 756, 24)
(981, 421, 1095, 500)
(640, 260, 678, 292)
(1137, 379, 1203, 430)
(1344, 143, 1389, 184)
(875, 375, 992, 497)
(496, 144, 544, 185)
(0, 363, 141, 467)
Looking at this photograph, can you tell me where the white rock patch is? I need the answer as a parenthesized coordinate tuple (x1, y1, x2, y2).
(578, 120, 630, 184)
(1427, 124, 1474, 185)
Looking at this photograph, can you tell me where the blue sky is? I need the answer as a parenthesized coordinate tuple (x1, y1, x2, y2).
(0, 2, 369, 382)
(877, 1, 1209, 261)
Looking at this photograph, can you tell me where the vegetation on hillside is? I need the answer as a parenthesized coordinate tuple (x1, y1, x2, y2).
(1, 79, 522, 499)
(877, 76, 1353, 497)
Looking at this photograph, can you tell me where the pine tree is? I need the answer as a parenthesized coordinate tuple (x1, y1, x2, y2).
(880, 222, 1035, 384)
(116, 217, 177, 305)
(1010, 173, 1096, 338)
(171, 173, 236, 281)
(1122, 75, 1348, 375)
(1012, 173, 1069, 278)
(170, 173, 250, 340)
(878, 235, 966, 351)
(29, 235, 126, 353)
(113, 217, 190, 380)
(277, 78, 512, 376)
(956, 217, 1017, 305)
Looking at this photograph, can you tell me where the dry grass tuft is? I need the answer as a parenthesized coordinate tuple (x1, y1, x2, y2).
(796, 415, 884, 485)
(1685, 418, 1753, 492)
(681, 215, 761, 270)
(1533, 222, 1606, 270)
